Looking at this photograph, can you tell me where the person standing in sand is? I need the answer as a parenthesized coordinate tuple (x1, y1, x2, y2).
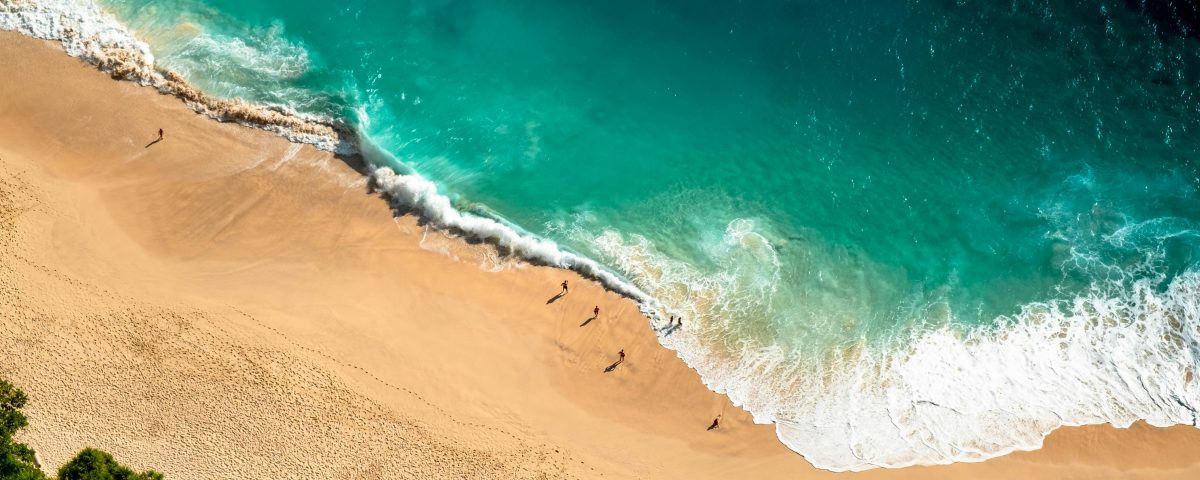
(708, 416, 721, 431)
(593, 306, 600, 317)
(604, 349, 627, 373)
(158, 128, 163, 140)
(561, 280, 568, 294)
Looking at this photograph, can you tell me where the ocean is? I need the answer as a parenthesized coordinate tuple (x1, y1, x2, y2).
(6, 0, 1199, 471)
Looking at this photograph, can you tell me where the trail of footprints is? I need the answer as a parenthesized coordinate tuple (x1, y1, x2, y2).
(0, 162, 592, 479)
(4, 284, 586, 478)
(222, 306, 579, 461)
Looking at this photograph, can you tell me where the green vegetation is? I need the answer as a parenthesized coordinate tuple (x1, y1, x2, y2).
(56, 449, 163, 480)
(1, 379, 44, 480)
(0, 379, 164, 480)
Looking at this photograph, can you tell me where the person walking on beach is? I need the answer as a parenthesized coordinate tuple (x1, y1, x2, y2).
(604, 349, 627, 373)
(593, 306, 600, 318)
(561, 280, 569, 294)
(158, 128, 164, 140)
(708, 415, 721, 431)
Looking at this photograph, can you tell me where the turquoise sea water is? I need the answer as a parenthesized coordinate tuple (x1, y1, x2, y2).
(90, 0, 1199, 470)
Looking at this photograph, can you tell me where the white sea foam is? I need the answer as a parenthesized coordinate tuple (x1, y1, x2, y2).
(368, 166, 653, 302)
(800, 273, 1199, 470)
(0, 0, 351, 152)
(587, 217, 1200, 471)
(0, 0, 653, 299)
(7, 0, 1199, 473)
(178, 26, 309, 80)
(369, 159, 1200, 471)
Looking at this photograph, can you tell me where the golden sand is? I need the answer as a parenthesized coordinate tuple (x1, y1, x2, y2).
(2, 32, 1199, 479)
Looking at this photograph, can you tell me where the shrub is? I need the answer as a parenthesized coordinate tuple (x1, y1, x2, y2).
(57, 448, 163, 480)
(1, 378, 164, 480)
(1, 379, 47, 480)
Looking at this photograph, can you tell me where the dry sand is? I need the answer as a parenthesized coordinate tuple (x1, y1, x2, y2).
(2, 31, 1199, 479)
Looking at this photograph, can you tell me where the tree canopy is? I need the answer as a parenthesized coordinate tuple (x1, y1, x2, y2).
(57, 449, 163, 480)
(1, 379, 44, 480)
(0, 379, 164, 480)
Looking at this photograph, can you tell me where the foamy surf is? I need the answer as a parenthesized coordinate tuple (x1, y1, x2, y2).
(6, 0, 1200, 473)
(785, 272, 1200, 471)
(589, 219, 1200, 471)
(368, 165, 654, 302)
(0, 0, 350, 152)
(0, 0, 658, 302)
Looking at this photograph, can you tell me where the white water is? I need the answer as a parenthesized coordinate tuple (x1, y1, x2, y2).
(5, 0, 1199, 472)
(0, 0, 656, 303)
(0, 0, 348, 151)
(592, 219, 1200, 470)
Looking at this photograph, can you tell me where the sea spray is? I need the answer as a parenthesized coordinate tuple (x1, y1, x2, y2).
(0, 0, 659, 305)
(617, 224, 1200, 470)
(367, 164, 654, 302)
(0, 0, 349, 151)
(8, 0, 1200, 472)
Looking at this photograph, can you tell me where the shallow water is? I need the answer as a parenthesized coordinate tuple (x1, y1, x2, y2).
(65, 0, 1200, 470)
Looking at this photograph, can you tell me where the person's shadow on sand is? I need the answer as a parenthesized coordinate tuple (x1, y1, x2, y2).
(144, 137, 163, 148)
(546, 293, 565, 304)
(604, 352, 625, 373)
(579, 315, 597, 327)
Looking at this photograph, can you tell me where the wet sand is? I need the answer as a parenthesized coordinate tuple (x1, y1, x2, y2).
(2, 32, 1199, 479)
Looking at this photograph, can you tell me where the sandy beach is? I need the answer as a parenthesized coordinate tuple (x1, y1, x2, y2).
(2, 31, 1200, 479)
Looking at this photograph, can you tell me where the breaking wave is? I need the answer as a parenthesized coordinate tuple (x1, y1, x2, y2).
(6, 0, 1199, 472)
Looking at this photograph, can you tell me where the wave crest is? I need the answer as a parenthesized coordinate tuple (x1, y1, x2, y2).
(8, 0, 1199, 473)
(0, 0, 351, 152)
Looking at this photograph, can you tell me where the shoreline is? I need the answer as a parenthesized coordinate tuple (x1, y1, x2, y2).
(3, 28, 1200, 480)
(0, 0, 660, 307)
(0, 0, 355, 152)
(9, 1, 1200, 470)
